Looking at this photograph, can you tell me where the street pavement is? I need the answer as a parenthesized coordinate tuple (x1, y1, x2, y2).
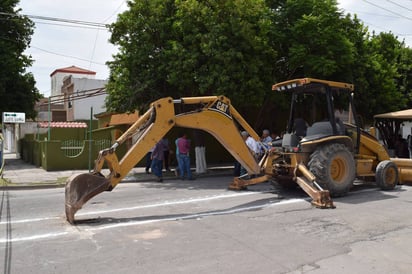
(0, 153, 233, 189)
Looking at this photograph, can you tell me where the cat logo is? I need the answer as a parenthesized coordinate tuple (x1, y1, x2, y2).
(209, 100, 231, 118)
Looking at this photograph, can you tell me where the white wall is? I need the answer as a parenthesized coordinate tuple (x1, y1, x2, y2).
(401, 121, 412, 139)
(51, 72, 95, 97)
(71, 78, 107, 120)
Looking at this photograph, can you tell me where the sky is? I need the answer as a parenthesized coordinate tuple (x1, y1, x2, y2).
(17, 0, 412, 97)
(17, 0, 128, 97)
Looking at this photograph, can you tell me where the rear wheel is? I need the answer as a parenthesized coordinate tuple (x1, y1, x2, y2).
(308, 143, 356, 197)
(375, 160, 398, 190)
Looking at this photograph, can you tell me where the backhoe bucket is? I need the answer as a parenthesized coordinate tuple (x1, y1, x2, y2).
(65, 173, 111, 224)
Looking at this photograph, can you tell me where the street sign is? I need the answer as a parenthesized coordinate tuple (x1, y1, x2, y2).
(2, 112, 26, 123)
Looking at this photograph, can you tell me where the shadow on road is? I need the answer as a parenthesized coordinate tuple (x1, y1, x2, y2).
(334, 183, 407, 205)
(73, 197, 283, 226)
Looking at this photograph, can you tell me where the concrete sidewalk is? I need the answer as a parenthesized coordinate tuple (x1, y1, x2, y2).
(0, 153, 234, 189)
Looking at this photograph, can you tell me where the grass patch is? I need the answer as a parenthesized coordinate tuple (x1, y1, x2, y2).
(0, 177, 11, 186)
(0, 176, 67, 187)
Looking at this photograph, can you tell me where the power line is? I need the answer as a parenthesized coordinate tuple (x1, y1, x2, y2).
(0, 35, 109, 67)
(101, 0, 127, 23)
(29, 46, 107, 66)
(31, 21, 107, 30)
(362, 19, 412, 37)
(362, 0, 412, 21)
(0, 11, 109, 28)
(342, 9, 399, 19)
(38, 87, 108, 106)
(386, 0, 412, 12)
(26, 14, 108, 28)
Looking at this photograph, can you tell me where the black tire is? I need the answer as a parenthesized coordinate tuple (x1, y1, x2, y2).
(375, 160, 398, 190)
(308, 143, 356, 197)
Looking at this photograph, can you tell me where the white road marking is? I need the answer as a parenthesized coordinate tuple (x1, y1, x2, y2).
(0, 232, 68, 243)
(77, 190, 275, 216)
(0, 191, 306, 243)
(2, 186, 406, 243)
(0, 217, 59, 225)
(87, 198, 306, 231)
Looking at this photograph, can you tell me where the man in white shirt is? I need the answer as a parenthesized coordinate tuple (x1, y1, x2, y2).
(240, 131, 260, 176)
(241, 131, 260, 159)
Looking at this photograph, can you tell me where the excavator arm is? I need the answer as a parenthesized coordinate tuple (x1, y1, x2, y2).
(65, 96, 261, 223)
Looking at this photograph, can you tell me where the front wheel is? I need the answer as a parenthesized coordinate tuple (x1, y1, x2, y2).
(308, 143, 356, 197)
(375, 160, 398, 190)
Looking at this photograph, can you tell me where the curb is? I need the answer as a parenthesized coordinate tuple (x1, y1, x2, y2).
(0, 168, 234, 190)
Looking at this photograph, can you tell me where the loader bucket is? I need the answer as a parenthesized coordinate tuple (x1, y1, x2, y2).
(65, 173, 111, 224)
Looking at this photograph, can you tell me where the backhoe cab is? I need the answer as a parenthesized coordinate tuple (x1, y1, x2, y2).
(264, 78, 398, 198)
(65, 78, 402, 224)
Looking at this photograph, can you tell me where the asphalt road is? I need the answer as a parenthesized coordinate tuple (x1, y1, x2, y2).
(1, 176, 412, 274)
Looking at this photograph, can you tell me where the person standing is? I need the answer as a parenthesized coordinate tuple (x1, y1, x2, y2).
(193, 129, 207, 174)
(408, 134, 412, 159)
(145, 146, 154, 174)
(151, 140, 165, 182)
(261, 129, 272, 144)
(174, 136, 180, 176)
(242, 131, 260, 159)
(240, 131, 260, 176)
(161, 137, 171, 171)
(177, 133, 194, 180)
(260, 129, 273, 154)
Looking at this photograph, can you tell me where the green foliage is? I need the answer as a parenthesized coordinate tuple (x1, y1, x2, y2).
(397, 45, 412, 108)
(106, 0, 412, 124)
(0, 0, 41, 119)
(363, 34, 405, 114)
(106, 0, 276, 112)
(269, 0, 354, 81)
(346, 25, 411, 120)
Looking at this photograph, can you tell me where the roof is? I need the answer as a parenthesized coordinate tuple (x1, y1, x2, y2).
(50, 66, 96, 77)
(38, 122, 88, 128)
(109, 112, 139, 126)
(374, 109, 412, 120)
(272, 78, 354, 92)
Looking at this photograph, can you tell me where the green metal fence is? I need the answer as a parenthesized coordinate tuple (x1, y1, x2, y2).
(61, 139, 85, 157)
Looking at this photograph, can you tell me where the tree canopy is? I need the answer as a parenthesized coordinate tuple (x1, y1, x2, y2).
(106, 0, 412, 125)
(0, 0, 41, 119)
(107, 0, 276, 112)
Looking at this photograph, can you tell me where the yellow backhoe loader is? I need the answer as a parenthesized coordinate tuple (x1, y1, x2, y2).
(65, 78, 410, 224)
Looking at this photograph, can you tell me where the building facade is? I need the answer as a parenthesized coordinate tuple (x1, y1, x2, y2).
(35, 65, 108, 122)
(50, 65, 96, 97)
(61, 75, 107, 121)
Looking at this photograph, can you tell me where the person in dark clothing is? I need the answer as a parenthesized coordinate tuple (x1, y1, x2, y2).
(151, 140, 165, 182)
(145, 146, 154, 174)
(395, 135, 409, 158)
(161, 138, 171, 171)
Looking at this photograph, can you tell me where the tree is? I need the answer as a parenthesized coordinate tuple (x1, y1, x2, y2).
(396, 44, 412, 109)
(106, 0, 276, 112)
(342, 13, 411, 121)
(267, 0, 355, 81)
(106, 0, 412, 128)
(0, 0, 40, 119)
(354, 33, 407, 119)
(257, 0, 356, 131)
(268, 0, 411, 123)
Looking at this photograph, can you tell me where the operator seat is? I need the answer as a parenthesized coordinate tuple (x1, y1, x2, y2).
(306, 121, 333, 136)
(294, 118, 308, 138)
